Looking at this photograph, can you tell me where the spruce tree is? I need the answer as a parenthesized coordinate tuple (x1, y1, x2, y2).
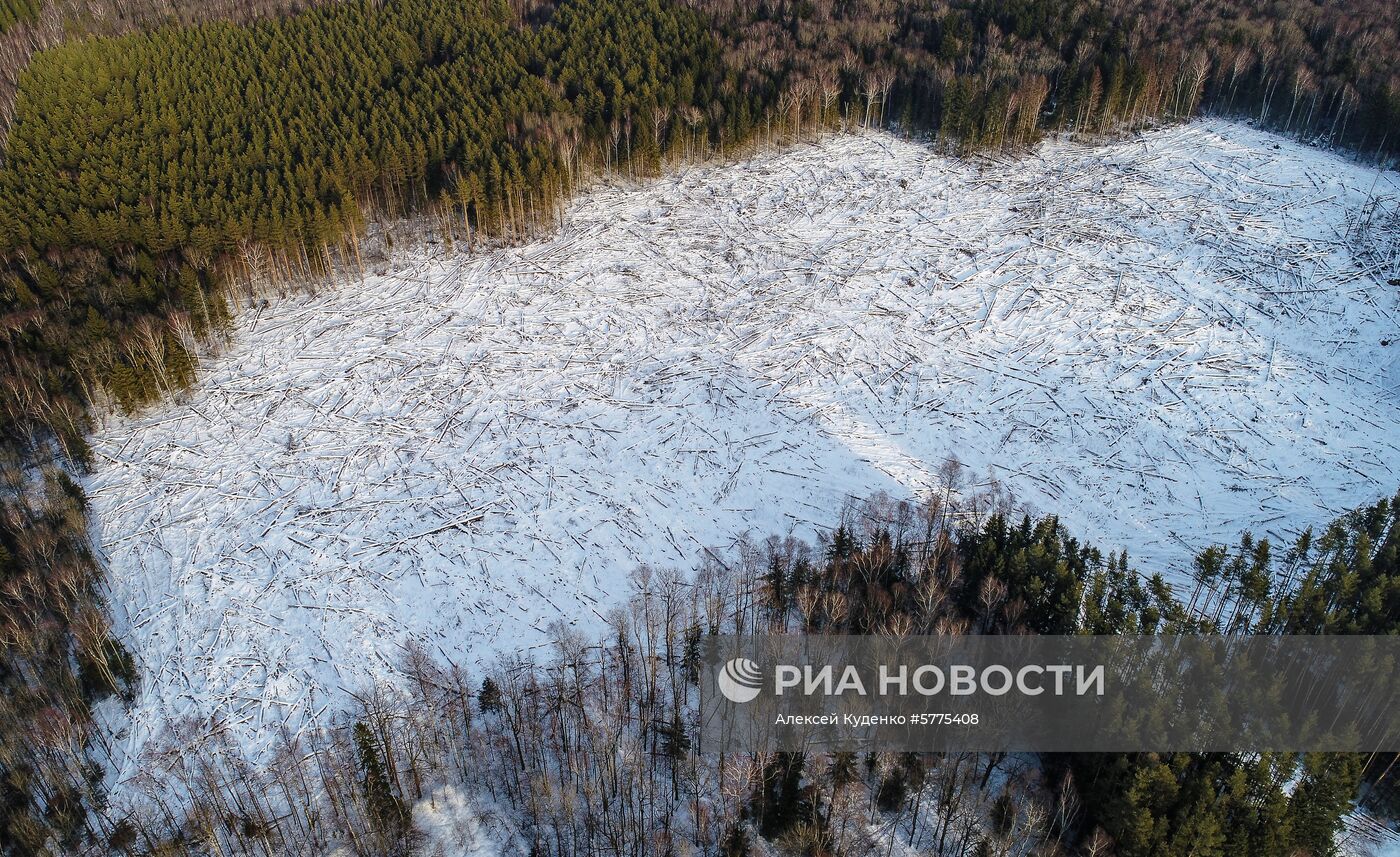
(353, 721, 409, 843)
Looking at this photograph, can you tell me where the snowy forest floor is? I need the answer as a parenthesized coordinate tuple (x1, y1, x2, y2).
(85, 120, 1400, 787)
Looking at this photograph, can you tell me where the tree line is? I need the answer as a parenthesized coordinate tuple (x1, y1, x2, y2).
(695, 0, 1400, 157)
(2, 0, 1399, 462)
(0, 446, 136, 857)
(0, 0, 727, 452)
(73, 486, 1400, 856)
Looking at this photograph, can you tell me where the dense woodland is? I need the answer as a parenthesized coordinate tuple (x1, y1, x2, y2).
(1, 0, 1398, 454)
(0, 0, 1396, 853)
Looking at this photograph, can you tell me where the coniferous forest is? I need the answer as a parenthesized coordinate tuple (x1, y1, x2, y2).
(0, 0, 1396, 853)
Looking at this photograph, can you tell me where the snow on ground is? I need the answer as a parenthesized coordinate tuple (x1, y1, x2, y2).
(412, 786, 518, 857)
(1341, 808, 1400, 857)
(86, 120, 1400, 779)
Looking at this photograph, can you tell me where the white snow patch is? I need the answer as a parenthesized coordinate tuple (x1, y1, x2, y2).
(86, 121, 1400, 783)
(413, 785, 516, 857)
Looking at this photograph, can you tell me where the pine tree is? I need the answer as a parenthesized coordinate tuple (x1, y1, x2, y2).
(1289, 753, 1363, 854)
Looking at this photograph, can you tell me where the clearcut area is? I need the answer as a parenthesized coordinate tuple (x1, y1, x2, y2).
(86, 120, 1400, 778)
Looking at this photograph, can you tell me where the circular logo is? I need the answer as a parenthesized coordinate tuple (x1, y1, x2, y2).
(717, 657, 763, 703)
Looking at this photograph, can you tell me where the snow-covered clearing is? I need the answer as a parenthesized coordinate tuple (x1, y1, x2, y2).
(87, 120, 1400, 778)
